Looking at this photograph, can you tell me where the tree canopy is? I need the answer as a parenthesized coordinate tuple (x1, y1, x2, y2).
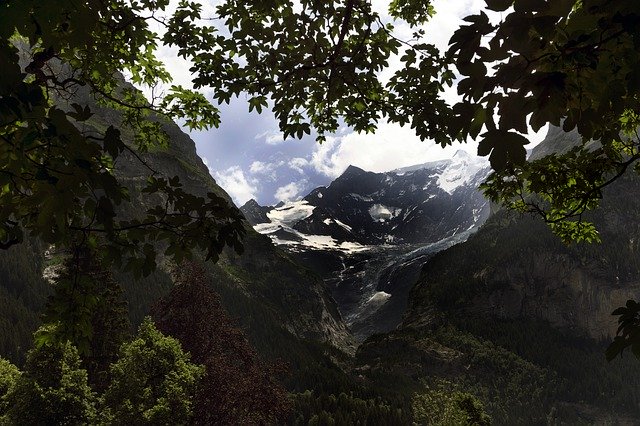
(1, 0, 246, 276)
(3, 339, 97, 424)
(2, 0, 638, 267)
(152, 261, 291, 424)
(100, 318, 203, 424)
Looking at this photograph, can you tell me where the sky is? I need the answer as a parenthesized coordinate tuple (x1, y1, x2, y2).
(152, 0, 548, 206)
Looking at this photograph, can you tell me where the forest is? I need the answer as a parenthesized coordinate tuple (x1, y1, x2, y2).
(1, 0, 640, 424)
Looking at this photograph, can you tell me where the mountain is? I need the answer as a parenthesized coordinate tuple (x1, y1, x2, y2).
(240, 151, 491, 341)
(355, 126, 640, 424)
(7, 67, 640, 423)
(241, 149, 490, 249)
(238, 199, 273, 224)
(0, 77, 354, 372)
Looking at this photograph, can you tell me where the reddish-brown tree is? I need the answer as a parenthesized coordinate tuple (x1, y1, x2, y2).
(151, 261, 291, 425)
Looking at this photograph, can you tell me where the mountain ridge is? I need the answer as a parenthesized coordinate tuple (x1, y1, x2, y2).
(242, 153, 491, 249)
(354, 125, 640, 424)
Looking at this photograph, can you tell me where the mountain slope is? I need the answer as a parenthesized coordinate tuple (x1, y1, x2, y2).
(407, 128, 640, 340)
(356, 126, 640, 424)
(0, 80, 354, 368)
(240, 152, 491, 341)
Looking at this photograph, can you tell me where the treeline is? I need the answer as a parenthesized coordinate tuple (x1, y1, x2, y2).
(456, 318, 640, 417)
(357, 325, 556, 425)
(0, 257, 292, 424)
(289, 391, 407, 425)
(0, 319, 200, 424)
(0, 239, 50, 364)
(1, 249, 448, 425)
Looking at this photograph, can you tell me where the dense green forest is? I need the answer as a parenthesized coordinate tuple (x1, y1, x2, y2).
(0, 240, 49, 364)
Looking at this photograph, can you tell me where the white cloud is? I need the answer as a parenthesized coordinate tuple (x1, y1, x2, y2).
(255, 130, 292, 145)
(274, 181, 307, 202)
(308, 118, 548, 179)
(249, 160, 287, 181)
(308, 124, 469, 178)
(213, 166, 258, 206)
(425, 0, 489, 51)
(289, 157, 308, 174)
(249, 160, 273, 174)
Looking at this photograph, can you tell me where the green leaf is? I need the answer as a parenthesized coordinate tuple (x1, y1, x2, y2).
(478, 130, 529, 171)
(485, 0, 513, 12)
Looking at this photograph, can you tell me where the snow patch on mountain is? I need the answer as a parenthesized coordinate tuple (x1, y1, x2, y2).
(391, 151, 489, 195)
(254, 200, 369, 253)
(244, 153, 490, 250)
(368, 291, 391, 303)
(437, 150, 488, 194)
(393, 159, 449, 174)
(368, 204, 400, 222)
(266, 200, 314, 224)
(334, 219, 353, 232)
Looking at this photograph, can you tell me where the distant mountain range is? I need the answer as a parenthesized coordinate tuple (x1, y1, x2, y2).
(241, 149, 491, 251)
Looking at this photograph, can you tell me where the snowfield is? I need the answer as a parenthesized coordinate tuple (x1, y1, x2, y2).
(368, 204, 401, 222)
(436, 150, 488, 194)
(254, 200, 370, 253)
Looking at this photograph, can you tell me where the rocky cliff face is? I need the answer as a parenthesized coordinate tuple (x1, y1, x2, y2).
(456, 249, 640, 340)
(0, 78, 354, 361)
(405, 211, 640, 340)
(404, 126, 640, 340)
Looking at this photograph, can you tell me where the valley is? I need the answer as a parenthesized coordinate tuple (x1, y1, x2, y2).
(241, 151, 490, 341)
(237, 126, 640, 424)
(2, 86, 640, 423)
(3, 1, 640, 424)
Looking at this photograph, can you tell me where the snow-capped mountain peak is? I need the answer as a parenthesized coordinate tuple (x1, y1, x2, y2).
(241, 158, 491, 251)
(437, 150, 488, 194)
